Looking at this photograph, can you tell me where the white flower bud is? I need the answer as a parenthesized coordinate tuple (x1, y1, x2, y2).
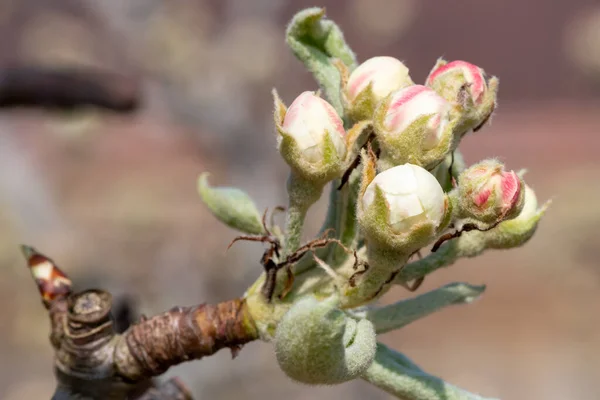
(362, 163, 446, 233)
(281, 91, 346, 164)
(347, 56, 413, 104)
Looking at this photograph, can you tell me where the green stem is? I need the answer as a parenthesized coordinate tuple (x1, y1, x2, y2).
(283, 172, 322, 257)
(362, 344, 496, 400)
(330, 167, 361, 266)
(283, 204, 308, 258)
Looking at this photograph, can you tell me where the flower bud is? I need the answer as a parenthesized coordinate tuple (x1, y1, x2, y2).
(347, 56, 413, 103)
(345, 160, 451, 308)
(373, 85, 457, 170)
(274, 90, 348, 183)
(457, 159, 525, 225)
(282, 91, 346, 163)
(274, 295, 376, 385)
(425, 59, 498, 135)
(362, 163, 446, 235)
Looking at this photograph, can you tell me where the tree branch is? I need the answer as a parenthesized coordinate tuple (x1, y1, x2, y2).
(0, 66, 141, 112)
(22, 245, 260, 399)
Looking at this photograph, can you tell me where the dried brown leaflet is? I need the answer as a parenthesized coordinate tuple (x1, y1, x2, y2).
(431, 221, 501, 253)
(338, 130, 377, 190)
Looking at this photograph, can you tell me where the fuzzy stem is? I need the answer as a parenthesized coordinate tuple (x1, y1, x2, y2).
(282, 204, 308, 258)
(362, 343, 495, 400)
(283, 172, 322, 257)
(292, 179, 344, 275)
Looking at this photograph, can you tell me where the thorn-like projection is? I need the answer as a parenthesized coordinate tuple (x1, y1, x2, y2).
(21, 245, 72, 307)
(448, 151, 459, 188)
(431, 221, 501, 252)
(230, 345, 242, 359)
(349, 251, 368, 287)
(473, 102, 495, 132)
(397, 250, 426, 292)
(234, 227, 351, 302)
(338, 131, 376, 190)
(270, 206, 286, 229)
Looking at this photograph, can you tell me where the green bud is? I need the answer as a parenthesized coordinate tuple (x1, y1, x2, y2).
(274, 295, 376, 384)
(197, 173, 265, 235)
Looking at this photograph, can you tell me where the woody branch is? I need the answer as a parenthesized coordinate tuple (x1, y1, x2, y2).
(23, 245, 260, 400)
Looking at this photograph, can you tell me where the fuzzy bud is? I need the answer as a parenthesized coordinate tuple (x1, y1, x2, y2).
(457, 159, 524, 225)
(358, 160, 451, 254)
(343, 161, 451, 308)
(274, 295, 376, 385)
(363, 163, 446, 234)
(274, 90, 348, 183)
(373, 85, 457, 170)
(344, 56, 414, 121)
(426, 59, 498, 135)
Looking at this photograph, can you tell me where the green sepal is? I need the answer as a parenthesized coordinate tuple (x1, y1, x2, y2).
(197, 173, 265, 235)
(347, 83, 377, 122)
(359, 184, 436, 253)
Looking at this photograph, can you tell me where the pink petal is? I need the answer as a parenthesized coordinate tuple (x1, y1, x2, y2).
(473, 187, 491, 207)
(501, 171, 521, 207)
(427, 60, 486, 103)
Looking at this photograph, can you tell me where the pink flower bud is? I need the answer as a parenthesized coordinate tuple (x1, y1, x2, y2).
(426, 60, 487, 105)
(282, 91, 347, 163)
(458, 160, 524, 224)
(383, 85, 452, 151)
(347, 56, 413, 103)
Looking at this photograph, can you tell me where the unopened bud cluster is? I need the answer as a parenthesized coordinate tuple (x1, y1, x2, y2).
(197, 8, 551, 394)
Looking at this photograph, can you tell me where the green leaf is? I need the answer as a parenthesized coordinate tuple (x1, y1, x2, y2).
(286, 7, 357, 115)
(362, 343, 497, 400)
(351, 282, 486, 334)
(197, 173, 265, 235)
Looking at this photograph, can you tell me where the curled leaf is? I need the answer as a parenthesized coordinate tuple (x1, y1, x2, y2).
(286, 7, 357, 115)
(197, 173, 265, 235)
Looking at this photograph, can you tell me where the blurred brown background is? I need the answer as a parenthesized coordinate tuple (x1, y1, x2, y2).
(1, 0, 600, 399)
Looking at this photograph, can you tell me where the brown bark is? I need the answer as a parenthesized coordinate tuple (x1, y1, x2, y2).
(115, 299, 258, 381)
(22, 245, 260, 399)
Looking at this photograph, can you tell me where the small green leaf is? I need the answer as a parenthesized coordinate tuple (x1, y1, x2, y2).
(197, 173, 265, 235)
(351, 282, 486, 334)
(286, 7, 357, 115)
(362, 343, 496, 400)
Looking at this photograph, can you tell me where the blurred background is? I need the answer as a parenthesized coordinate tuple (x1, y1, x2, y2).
(1, 0, 599, 399)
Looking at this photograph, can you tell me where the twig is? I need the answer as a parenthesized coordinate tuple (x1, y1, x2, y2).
(22, 246, 260, 399)
(0, 66, 140, 112)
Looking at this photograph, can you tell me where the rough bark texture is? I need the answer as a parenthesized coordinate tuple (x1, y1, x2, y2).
(114, 299, 259, 381)
(23, 246, 260, 399)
